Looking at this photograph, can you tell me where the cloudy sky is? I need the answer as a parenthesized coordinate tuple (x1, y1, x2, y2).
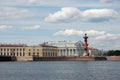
(0, 0, 120, 50)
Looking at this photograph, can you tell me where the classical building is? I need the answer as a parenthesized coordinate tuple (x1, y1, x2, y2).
(0, 43, 58, 57)
(51, 41, 84, 57)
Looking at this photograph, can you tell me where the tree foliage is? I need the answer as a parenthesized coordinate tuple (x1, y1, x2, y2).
(107, 50, 120, 56)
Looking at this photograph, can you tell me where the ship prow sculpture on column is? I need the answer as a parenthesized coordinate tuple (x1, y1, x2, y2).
(83, 33, 88, 56)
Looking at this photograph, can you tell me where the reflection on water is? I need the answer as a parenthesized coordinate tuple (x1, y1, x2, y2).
(0, 61, 120, 80)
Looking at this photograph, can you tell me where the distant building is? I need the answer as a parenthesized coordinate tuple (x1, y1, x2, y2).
(0, 43, 59, 57)
(88, 47, 100, 56)
(51, 41, 84, 56)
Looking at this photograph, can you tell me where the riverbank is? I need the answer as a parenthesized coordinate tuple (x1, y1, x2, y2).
(0, 56, 120, 61)
(33, 56, 120, 61)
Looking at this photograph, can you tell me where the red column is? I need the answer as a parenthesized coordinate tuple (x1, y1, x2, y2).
(83, 34, 88, 56)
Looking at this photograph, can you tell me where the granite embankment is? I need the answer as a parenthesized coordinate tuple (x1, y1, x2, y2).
(0, 56, 120, 61)
(33, 56, 120, 61)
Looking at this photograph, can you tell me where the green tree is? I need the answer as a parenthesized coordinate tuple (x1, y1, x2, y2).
(107, 50, 120, 56)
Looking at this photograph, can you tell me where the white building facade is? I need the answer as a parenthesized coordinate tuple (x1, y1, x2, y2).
(51, 41, 84, 57)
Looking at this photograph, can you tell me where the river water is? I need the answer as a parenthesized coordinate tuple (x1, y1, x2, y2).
(0, 61, 120, 80)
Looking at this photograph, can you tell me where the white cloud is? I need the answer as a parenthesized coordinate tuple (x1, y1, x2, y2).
(100, 0, 112, 3)
(54, 29, 106, 36)
(14, 0, 37, 4)
(45, 7, 119, 23)
(54, 29, 120, 40)
(45, 7, 80, 23)
(81, 9, 119, 22)
(100, 0, 120, 3)
(0, 0, 109, 8)
(22, 25, 41, 30)
(27, 0, 37, 4)
(0, 0, 82, 7)
(0, 25, 13, 31)
(54, 29, 83, 36)
(54, 29, 120, 50)
(0, 7, 29, 18)
(95, 33, 120, 40)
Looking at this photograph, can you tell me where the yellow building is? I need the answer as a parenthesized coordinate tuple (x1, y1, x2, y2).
(42, 47, 58, 57)
(0, 44, 26, 56)
(40, 43, 58, 57)
(24, 46, 43, 57)
(0, 43, 58, 57)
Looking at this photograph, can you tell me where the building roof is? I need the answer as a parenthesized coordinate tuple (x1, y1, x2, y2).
(0, 44, 27, 47)
(39, 42, 58, 48)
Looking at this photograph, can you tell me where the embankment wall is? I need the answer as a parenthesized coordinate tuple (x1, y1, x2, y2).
(0, 56, 120, 61)
(106, 56, 120, 60)
(33, 56, 107, 61)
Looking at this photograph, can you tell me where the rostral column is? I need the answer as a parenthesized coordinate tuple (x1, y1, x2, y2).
(83, 33, 88, 56)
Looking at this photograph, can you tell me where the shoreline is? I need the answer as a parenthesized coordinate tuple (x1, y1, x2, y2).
(0, 56, 120, 61)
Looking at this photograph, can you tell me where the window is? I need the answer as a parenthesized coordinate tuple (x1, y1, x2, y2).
(29, 52, 31, 56)
(73, 49, 76, 53)
(17, 53, 19, 56)
(67, 49, 69, 52)
(43, 52, 45, 57)
(10, 53, 12, 56)
(37, 53, 39, 56)
(13, 53, 15, 56)
(23, 53, 25, 56)
(45, 52, 47, 57)
(63, 49, 65, 52)
(60, 50, 62, 53)
(7, 53, 9, 56)
(33, 53, 35, 56)
(20, 53, 22, 56)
